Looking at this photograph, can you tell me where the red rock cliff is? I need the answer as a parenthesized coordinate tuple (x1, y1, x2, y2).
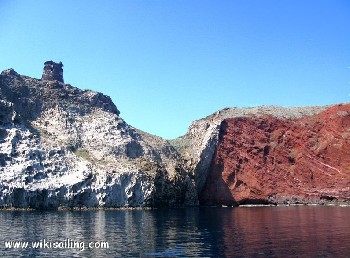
(199, 104, 350, 206)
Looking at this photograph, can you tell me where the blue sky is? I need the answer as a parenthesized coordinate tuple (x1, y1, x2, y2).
(1, 1, 349, 139)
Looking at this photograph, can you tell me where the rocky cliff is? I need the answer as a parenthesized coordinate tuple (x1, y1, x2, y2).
(1, 62, 349, 209)
(180, 105, 350, 206)
(0, 63, 197, 209)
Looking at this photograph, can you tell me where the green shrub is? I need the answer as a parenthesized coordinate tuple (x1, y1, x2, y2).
(74, 148, 90, 160)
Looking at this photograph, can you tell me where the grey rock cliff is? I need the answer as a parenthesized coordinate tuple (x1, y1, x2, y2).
(0, 62, 197, 209)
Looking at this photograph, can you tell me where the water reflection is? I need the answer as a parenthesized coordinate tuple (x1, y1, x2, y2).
(218, 206, 350, 257)
(0, 207, 350, 257)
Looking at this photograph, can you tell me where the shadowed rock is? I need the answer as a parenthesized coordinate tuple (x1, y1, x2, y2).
(42, 61, 64, 83)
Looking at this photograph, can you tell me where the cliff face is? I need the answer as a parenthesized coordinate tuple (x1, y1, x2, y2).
(199, 104, 350, 205)
(1, 62, 350, 209)
(0, 65, 197, 209)
(174, 107, 325, 193)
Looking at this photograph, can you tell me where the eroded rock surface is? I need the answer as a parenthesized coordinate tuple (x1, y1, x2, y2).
(174, 106, 327, 195)
(199, 104, 350, 205)
(0, 63, 197, 209)
(1, 62, 349, 209)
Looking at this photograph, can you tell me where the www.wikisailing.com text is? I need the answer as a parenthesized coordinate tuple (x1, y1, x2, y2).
(4, 239, 109, 251)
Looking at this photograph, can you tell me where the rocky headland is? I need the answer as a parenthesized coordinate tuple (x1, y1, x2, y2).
(0, 62, 197, 209)
(1, 61, 349, 209)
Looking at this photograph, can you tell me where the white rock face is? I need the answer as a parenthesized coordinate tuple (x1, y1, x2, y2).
(0, 69, 197, 209)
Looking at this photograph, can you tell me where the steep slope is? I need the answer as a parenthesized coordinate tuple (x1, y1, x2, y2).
(0, 64, 197, 209)
(189, 104, 350, 205)
(2, 62, 349, 209)
(174, 106, 327, 194)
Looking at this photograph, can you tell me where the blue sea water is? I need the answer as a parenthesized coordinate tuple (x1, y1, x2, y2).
(1, 206, 350, 257)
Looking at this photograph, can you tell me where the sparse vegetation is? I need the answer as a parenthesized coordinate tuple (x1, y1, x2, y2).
(74, 148, 90, 161)
(169, 135, 190, 154)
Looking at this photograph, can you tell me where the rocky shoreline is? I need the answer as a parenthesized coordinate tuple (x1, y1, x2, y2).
(1, 201, 350, 212)
(1, 62, 350, 209)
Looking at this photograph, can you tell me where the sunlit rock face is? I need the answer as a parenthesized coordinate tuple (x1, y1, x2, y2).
(1, 61, 350, 209)
(198, 104, 350, 206)
(0, 62, 197, 209)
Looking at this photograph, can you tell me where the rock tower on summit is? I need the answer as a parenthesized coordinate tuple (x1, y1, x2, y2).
(42, 61, 64, 83)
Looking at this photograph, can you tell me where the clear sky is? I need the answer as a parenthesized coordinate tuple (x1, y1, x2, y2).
(1, 1, 349, 139)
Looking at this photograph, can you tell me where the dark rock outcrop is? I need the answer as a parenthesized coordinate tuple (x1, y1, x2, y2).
(0, 63, 120, 120)
(42, 61, 64, 83)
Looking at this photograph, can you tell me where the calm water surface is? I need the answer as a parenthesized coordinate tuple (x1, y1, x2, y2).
(0, 206, 350, 257)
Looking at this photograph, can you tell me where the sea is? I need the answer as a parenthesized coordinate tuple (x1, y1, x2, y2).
(0, 206, 350, 257)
